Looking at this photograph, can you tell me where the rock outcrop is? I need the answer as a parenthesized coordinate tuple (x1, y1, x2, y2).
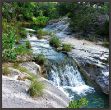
(62, 37, 109, 94)
(2, 62, 70, 108)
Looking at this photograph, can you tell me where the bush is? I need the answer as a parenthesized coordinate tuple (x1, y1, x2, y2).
(28, 80, 44, 97)
(2, 27, 16, 50)
(68, 98, 88, 108)
(25, 40, 31, 49)
(2, 66, 11, 75)
(15, 45, 32, 55)
(68, 3, 99, 34)
(49, 36, 61, 48)
(2, 49, 17, 62)
(19, 28, 27, 38)
(32, 16, 49, 27)
(62, 43, 72, 52)
(96, 20, 109, 38)
(102, 41, 109, 48)
(33, 54, 46, 65)
(37, 29, 48, 39)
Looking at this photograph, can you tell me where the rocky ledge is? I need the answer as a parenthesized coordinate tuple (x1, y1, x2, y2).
(2, 62, 70, 108)
(62, 37, 109, 95)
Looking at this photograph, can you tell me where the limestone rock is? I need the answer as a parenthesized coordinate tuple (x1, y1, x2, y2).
(2, 75, 70, 108)
(19, 62, 41, 76)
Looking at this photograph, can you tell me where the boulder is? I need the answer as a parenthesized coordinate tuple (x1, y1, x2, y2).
(2, 75, 70, 108)
(96, 75, 109, 94)
(19, 62, 41, 76)
(16, 54, 33, 62)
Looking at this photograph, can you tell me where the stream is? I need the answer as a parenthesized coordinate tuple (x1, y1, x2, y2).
(26, 17, 109, 108)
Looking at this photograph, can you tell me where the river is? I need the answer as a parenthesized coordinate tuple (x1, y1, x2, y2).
(26, 17, 109, 108)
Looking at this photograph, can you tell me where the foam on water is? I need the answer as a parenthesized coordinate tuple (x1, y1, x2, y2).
(48, 63, 95, 99)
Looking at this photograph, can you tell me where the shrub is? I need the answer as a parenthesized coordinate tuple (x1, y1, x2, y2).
(2, 66, 11, 75)
(62, 43, 72, 52)
(15, 45, 32, 55)
(19, 28, 27, 38)
(69, 5, 99, 34)
(15, 35, 21, 44)
(32, 16, 49, 27)
(68, 98, 88, 108)
(96, 20, 109, 37)
(102, 41, 109, 48)
(2, 49, 17, 62)
(25, 40, 31, 49)
(2, 28, 16, 50)
(49, 36, 61, 48)
(87, 36, 96, 42)
(28, 80, 44, 97)
(33, 54, 46, 65)
(37, 29, 48, 39)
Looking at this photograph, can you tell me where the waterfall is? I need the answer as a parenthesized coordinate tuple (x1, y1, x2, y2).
(48, 60, 94, 99)
(26, 16, 109, 107)
(27, 33, 94, 99)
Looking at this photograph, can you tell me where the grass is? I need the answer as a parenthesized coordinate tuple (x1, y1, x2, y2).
(13, 62, 44, 97)
(28, 79, 44, 97)
(2, 66, 11, 75)
(25, 40, 31, 49)
(15, 45, 32, 55)
(68, 98, 88, 108)
(62, 43, 72, 52)
(37, 29, 49, 39)
(13, 63, 37, 80)
(13, 63, 27, 72)
(49, 35, 72, 52)
(49, 36, 61, 48)
(19, 28, 27, 38)
(33, 54, 46, 65)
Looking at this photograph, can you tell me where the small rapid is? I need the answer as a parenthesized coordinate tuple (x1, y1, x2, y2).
(48, 61, 95, 98)
(26, 17, 109, 108)
(27, 33, 95, 98)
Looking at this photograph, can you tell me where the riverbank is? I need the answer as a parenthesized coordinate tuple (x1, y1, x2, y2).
(44, 17, 109, 95)
(62, 36, 109, 94)
(2, 62, 70, 108)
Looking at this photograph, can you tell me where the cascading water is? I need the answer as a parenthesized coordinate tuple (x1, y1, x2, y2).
(48, 60, 95, 97)
(26, 17, 109, 108)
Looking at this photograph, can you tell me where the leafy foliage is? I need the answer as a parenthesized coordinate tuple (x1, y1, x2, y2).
(32, 16, 49, 27)
(68, 98, 88, 108)
(2, 26, 16, 50)
(15, 45, 32, 55)
(57, 2, 109, 40)
(2, 49, 17, 61)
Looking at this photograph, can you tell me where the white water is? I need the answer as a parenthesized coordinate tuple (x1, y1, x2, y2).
(25, 16, 109, 107)
(26, 32, 95, 99)
(48, 63, 95, 98)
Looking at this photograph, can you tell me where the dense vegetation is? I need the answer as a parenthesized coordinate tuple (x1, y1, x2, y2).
(57, 2, 109, 41)
(68, 98, 88, 108)
(2, 2, 109, 107)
